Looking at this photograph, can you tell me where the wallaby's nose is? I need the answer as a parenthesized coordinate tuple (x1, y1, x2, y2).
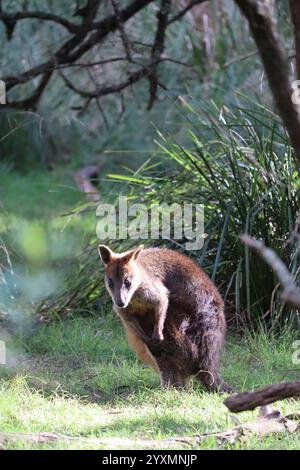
(116, 300, 125, 308)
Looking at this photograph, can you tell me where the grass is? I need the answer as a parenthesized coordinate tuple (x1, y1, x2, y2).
(1, 313, 300, 450)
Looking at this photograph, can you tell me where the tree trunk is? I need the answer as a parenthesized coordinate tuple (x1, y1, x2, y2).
(235, 0, 300, 171)
(290, 0, 300, 80)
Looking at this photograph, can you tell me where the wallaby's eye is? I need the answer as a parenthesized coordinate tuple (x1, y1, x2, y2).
(107, 278, 114, 289)
(124, 278, 131, 289)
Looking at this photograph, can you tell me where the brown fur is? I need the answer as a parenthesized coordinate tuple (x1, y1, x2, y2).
(125, 325, 159, 372)
(98, 245, 231, 392)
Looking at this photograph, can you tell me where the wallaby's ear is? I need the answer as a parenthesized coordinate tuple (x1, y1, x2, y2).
(124, 244, 144, 262)
(98, 245, 114, 265)
(133, 244, 144, 260)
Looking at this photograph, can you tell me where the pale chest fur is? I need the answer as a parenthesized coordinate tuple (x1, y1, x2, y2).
(114, 280, 167, 319)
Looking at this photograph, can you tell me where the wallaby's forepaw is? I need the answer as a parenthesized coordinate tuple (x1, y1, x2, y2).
(152, 329, 164, 342)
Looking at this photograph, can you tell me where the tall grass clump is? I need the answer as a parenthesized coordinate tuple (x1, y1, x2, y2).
(109, 99, 300, 331)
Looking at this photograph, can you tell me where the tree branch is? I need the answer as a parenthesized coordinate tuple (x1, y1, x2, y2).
(5, 70, 53, 109)
(0, 11, 79, 34)
(168, 0, 208, 25)
(59, 65, 154, 99)
(240, 234, 300, 309)
(2, 0, 154, 97)
(111, 0, 132, 61)
(224, 380, 300, 412)
(0, 0, 199, 110)
(148, 0, 172, 109)
(67, 0, 154, 65)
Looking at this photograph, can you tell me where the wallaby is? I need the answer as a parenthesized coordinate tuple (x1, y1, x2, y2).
(98, 244, 231, 392)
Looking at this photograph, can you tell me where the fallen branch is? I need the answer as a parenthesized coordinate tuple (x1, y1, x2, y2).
(224, 381, 300, 413)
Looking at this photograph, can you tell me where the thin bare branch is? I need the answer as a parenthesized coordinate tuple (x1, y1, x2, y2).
(111, 0, 132, 61)
(5, 70, 53, 109)
(148, 0, 172, 109)
(240, 234, 300, 309)
(0, 11, 79, 33)
(168, 0, 208, 25)
(1, 0, 197, 110)
(59, 66, 152, 99)
(2, 0, 154, 96)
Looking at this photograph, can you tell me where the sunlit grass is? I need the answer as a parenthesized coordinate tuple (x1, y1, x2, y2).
(1, 314, 299, 450)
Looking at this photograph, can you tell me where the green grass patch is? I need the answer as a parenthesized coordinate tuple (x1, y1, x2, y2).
(0, 168, 96, 273)
(0, 314, 299, 450)
(0, 166, 99, 322)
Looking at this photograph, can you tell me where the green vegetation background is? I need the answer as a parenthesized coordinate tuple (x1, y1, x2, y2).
(0, 1, 299, 450)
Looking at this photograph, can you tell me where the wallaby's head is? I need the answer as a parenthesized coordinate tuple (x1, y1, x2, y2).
(98, 244, 144, 309)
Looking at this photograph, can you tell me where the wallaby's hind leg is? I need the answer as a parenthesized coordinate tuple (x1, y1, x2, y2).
(155, 357, 188, 389)
(195, 324, 232, 394)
